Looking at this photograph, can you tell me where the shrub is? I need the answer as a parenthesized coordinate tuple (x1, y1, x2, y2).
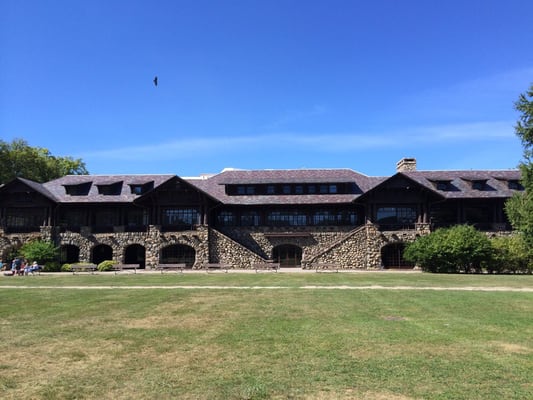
(19, 240, 58, 265)
(43, 261, 61, 272)
(97, 260, 116, 271)
(490, 235, 532, 274)
(61, 263, 72, 272)
(404, 225, 492, 273)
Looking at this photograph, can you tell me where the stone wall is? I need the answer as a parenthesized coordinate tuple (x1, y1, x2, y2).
(6, 222, 505, 271)
(56, 225, 210, 268)
(208, 228, 265, 267)
(213, 224, 386, 269)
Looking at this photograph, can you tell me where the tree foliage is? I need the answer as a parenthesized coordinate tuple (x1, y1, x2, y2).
(490, 235, 532, 274)
(19, 240, 59, 265)
(505, 83, 533, 250)
(404, 225, 492, 273)
(0, 138, 88, 184)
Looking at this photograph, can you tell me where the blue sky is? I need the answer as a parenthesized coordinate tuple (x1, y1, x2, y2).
(1, 0, 532, 178)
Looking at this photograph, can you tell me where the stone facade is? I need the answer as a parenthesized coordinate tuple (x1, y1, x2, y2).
(0, 160, 521, 270)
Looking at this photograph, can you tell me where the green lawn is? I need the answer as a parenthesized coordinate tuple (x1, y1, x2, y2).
(0, 273, 532, 399)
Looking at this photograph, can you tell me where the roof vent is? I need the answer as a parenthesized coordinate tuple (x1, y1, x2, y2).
(396, 158, 417, 172)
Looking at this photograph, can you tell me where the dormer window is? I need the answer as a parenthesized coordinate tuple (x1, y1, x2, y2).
(508, 180, 524, 190)
(472, 180, 487, 190)
(225, 182, 351, 195)
(129, 181, 154, 195)
(97, 182, 123, 195)
(64, 182, 92, 196)
(432, 180, 452, 191)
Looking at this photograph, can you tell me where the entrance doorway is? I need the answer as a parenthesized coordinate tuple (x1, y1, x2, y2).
(381, 243, 414, 269)
(124, 244, 146, 268)
(92, 244, 113, 265)
(160, 244, 196, 268)
(272, 244, 302, 267)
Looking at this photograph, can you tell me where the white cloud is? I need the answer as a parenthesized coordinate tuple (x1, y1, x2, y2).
(80, 120, 517, 164)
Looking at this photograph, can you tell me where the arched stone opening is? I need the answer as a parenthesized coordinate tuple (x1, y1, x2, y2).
(60, 244, 80, 264)
(91, 244, 113, 265)
(160, 244, 196, 268)
(272, 244, 302, 268)
(380, 243, 414, 269)
(124, 244, 146, 268)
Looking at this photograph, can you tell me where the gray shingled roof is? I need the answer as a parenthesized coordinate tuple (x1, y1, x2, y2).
(401, 170, 522, 199)
(186, 169, 385, 205)
(42, 174, 176, 203)
(2, 168, 522, 206)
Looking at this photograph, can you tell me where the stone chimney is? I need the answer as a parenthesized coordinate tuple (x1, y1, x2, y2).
(396, 157, 417, 172)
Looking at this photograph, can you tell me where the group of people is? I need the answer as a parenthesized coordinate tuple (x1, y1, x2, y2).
(1, 258, 41, 276)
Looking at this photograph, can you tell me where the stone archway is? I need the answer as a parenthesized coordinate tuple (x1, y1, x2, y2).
(91, 244, 113, 265)
(380, 243, 414, 269)
(124, 244, 146, 268)
(60, 244, 80, 264)
(160, 244, 196, 268)
(272, 244, 302, 268)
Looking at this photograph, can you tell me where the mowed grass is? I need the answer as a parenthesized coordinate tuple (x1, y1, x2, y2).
(0, 273, 532, 399)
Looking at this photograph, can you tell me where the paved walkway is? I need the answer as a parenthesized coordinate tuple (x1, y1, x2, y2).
(1, 284, 532, 292)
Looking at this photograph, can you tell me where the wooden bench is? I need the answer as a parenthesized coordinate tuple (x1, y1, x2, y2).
(312, 263, 340, 273)
(203, 263, 229, 273)
(155, 263, 187, 273)
(71, 263, 98, 274)
(111, 264, 139, 274)
(253, 262, 280, 273)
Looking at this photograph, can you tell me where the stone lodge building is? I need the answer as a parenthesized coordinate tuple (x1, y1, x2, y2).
(0, 158, 523, 270)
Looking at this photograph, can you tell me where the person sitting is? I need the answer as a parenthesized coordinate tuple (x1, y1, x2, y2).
(11, 258, 23, 275)
(24, 261, 41, 275)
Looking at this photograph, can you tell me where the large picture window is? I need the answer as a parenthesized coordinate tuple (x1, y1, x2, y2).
(313, 210, 358, 226)
(267, 210, 307, 226)
(6, 208, 45, 228)
(162, 208, 199, 226)
(376, 206, 417, 227)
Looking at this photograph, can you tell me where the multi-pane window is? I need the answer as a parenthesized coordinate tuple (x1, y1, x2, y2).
(94, 208, 120, 226)
(6, 208, 45, 227)
(240, 211, 261, 226)
(217, 211, 236, 226)
(125, 209, 146, 226)
(61, 209, 86, 226)
(376, 207, 417, 225)
(313, 210, 358, 225)
(267, 211, 307, 226)
(162, 208, 199, 226)
(226, 183, 349, 195)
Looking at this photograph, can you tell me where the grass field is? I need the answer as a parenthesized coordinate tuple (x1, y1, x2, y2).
(0, 272, 532, 399)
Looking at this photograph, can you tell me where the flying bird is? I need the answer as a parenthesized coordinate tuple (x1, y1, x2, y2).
(153, 76, 158, 86)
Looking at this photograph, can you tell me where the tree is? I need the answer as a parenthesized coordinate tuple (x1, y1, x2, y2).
(505, 84, 533, 249)
(0, 138, 88, 184)
(19, 240, 59, 265)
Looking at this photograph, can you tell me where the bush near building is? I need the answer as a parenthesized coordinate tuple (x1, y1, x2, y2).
(19, 240, 58, 267)
(490, 235, 532, 274)
(404, 225, 493, 273)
